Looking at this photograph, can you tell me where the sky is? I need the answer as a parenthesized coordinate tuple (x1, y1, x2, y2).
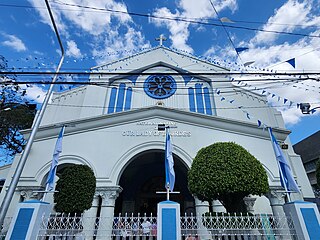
(0, 0, 320, 152)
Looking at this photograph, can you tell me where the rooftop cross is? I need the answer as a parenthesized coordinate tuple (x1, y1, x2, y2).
(156, 34, 167, 46)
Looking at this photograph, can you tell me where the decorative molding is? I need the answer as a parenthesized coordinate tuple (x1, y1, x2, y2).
(265, 186, 286, 206)
(18, 186, 44, 200)
(243, 196, 257, 213)
(95, 186, 122, 207)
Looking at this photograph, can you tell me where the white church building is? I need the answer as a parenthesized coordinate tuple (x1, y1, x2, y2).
(0, 46, 314, 220)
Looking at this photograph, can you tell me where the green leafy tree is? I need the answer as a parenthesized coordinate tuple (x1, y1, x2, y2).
(188, 142, 269, 213)
(54, 164, 96, 214)
(0, 55, 36, 159)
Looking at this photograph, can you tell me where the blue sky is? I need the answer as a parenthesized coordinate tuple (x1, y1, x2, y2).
(0, 0, 320, 149)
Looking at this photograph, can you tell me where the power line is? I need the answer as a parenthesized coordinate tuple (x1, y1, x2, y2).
(1, 71, 320, 76)
(208, 0, 244, 64)
(1, 3, 318, 29)
(52, 0, 320, 39)
(2, 2, 319, 39)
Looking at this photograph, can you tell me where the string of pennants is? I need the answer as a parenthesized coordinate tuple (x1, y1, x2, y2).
(159, 48, 274, 128)
(162, 47, 319, 117)
(1, 45, 320, 113)
(4, 47, 153, 70)
(170, 47, 319, 111)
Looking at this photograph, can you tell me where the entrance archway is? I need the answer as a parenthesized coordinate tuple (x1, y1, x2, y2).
(115, 150, 195, 215)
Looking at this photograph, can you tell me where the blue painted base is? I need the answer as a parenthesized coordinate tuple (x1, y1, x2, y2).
(5, 201, 52, 240)
(157, 201, 181, 240)
(284, 201, 320, 240)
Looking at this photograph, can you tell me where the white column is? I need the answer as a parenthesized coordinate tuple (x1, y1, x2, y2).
(265, 187, 286, 217)
(82, 195, 100, 239)
(95, 186, 122, 239)
(266, 187, 291, 239)
(194, 198, 209, 216)
(194, 197, 212, 240)
(211, 200, 226, 213)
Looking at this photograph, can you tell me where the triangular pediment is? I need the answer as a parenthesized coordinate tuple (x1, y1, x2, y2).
(107, 61, 216, 85)
(91, 46, 229, 75)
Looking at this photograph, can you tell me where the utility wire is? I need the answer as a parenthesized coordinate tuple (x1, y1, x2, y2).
(51, 0, 320, 39)
(1, 3, 318, 29)
(2, 1, 318, 39)
(1, 71, 320, 76)
(208, 0, 243, 63)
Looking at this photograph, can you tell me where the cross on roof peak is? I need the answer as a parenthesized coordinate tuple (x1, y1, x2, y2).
(155, 34, 167, 46)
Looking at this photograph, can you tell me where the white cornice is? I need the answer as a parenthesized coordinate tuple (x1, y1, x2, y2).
(22, 106, 290, 142)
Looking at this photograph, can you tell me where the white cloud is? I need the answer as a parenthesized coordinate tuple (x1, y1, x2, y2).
(91, 26, 151, 64)
(232, 36, 320, 125)
(1, 34, 27, 52)
(151, 0, 238, 52)
(251, 0, 313, 45)
(27, 0, 132, 36)
(23, 84, 47, 104)
(27, 0, 149, 63)
(203, 0, 320, 126)
(66, 40, 82, 58)
(152, 8, 192, 53)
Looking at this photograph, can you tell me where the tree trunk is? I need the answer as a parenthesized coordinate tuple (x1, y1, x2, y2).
(219, 193, 247, 213)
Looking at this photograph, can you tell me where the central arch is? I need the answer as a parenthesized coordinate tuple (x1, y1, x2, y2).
(114, 149, 195, 215)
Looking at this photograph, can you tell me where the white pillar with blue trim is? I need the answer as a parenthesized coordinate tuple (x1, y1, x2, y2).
(157, 200, 181, 240)
(283, 201, 320, 240)
(5, 200, 52, 240)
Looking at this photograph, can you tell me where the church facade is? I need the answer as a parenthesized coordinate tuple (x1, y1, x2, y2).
(0, 46, 314, 220)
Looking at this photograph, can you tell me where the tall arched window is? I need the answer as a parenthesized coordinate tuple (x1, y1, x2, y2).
(188, 83, 214, 116)
(108, 83, 133, 114)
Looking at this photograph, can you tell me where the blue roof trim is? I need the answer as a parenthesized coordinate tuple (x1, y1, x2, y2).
(286, 201, 315, 205)
(159, 200, 179, 204)
(182, 75, 193, 85)
(126, 75, 139, 85)
(22, 200, 50, 204)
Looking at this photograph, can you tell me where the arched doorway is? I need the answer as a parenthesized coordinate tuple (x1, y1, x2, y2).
(115, 150, 195, 215)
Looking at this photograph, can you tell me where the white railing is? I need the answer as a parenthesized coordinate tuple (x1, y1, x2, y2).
(37, 213, 297, 239)
(180, 213, 297, 239)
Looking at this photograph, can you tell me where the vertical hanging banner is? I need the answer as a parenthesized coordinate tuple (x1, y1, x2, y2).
(268, 128, 300, 193)
(165, 128, 175, 192)
(46, 126, 65, 191)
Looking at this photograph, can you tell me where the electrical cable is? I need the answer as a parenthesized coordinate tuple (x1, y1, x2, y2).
(1, 2, 318, 39)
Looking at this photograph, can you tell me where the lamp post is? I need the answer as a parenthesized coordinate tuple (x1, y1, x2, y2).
(299, 103, 320, 114)
(0, 0, 64, 227)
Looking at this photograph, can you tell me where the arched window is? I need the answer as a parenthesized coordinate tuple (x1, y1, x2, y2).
(188, 83, 214, 116)
(108, 83, 133, 114)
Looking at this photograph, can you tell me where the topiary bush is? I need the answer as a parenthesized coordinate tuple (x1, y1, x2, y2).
(188, 142, 269, 213)
(54, 164, 96, 214)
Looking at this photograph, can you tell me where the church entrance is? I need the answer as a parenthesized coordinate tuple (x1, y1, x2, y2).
(115, 150, 195, 215)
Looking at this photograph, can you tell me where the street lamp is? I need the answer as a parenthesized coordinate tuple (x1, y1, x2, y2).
(299, 103, 319, 114)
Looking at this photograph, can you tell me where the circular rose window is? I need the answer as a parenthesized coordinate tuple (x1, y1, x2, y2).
(144, 75, 176, 99)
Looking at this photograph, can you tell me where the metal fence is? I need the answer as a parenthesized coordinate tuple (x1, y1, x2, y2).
(36, 213, 297, 239)
(180, 213, 297, 239)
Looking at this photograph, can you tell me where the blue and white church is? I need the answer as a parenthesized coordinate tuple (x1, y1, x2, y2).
(0, 45, 315, 221)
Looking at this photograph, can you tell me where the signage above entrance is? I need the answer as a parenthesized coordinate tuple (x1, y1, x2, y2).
(122, 121, 191, 137)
